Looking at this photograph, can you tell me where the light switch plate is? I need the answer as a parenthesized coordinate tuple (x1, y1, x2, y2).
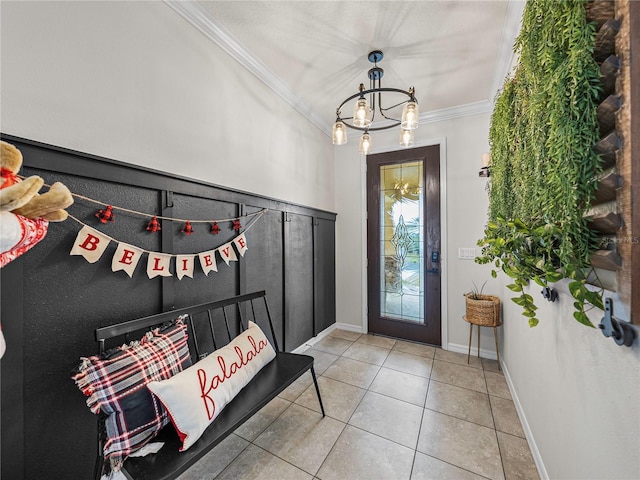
(458, 248, 476, 259)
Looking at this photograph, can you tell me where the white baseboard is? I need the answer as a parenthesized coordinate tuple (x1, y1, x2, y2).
(335, 322, 364, 334)
(290, 323, 339, 354)
(500, 361, 549, 480)
(447, 342, 498, 360)
(290, 322, 365, 354)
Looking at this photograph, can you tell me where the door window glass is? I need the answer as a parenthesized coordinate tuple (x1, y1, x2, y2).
(379, 160, 424, 323)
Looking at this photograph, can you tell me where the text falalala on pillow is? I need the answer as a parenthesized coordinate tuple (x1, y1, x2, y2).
(198, 334, 269, 420)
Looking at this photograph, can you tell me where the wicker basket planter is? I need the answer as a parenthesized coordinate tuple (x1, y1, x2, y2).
(464, 293, 501, 327)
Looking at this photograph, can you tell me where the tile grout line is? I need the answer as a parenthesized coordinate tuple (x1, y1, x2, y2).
(218, 400, 315, 478)
(247, 442, 319, 478)
(327, 333, 532, 479)
(216, 332, 526, 479)
(310, 342, 389, 479)
(318, 340, 512, 437)
(211, 436, 253, 480)
(334, 344, 420, 479)
(247, 400, 345, 478)
(409, 370, 432, 479)
(351, 339, 424, 478)
(484, 365, 508, 480)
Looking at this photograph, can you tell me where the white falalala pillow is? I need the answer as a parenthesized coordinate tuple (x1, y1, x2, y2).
(147, 321, 276, 451)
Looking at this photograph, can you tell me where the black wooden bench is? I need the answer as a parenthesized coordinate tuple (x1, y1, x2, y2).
(94, 290, 325, 480)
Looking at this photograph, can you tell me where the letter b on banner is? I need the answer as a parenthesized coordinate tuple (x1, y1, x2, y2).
(70, 226, 110, 263)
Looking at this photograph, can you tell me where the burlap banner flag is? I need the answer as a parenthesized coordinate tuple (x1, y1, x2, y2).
(218, 242, 238, 266)
(112, 243, 144, 277)
(198, 250, 218, 276)
(70, 226, 111, 263)
(234, 233, 248, 257)
(176, 255, 195, 280)
(147, 253, 173, 279)
(69, 227, 249, 280)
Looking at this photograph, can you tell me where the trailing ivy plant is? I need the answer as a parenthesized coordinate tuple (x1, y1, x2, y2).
(476, 0, 604, 327)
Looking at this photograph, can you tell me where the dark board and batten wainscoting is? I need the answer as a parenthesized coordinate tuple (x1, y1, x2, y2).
(0, 134, 336, 480)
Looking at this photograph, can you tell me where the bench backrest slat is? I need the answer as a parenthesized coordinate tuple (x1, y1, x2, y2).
(221, 307, 233, 344)
(206, 310, 217, 351)
(187, 314, 201, 360)
(95, 291, 277, 358)
(263, 296, 280, 352)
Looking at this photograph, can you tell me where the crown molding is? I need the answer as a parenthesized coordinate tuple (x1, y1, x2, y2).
(419, 100, 492, 124)
(165, 0, 516, 137)
(356, 100, 492, 131)
(164, 0, 332, 137)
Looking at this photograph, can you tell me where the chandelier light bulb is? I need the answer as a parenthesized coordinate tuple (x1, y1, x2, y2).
(353, 98, 372, 128)
(332, 121, 348, 145)
(359, 133, 372, 155)
(399, 128, 414, 147)
(401, 101, 419, 130)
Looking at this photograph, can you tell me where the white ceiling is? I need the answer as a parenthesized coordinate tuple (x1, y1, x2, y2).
(165, 0, 525, 136)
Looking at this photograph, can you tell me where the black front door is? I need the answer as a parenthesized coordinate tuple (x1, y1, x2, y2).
(366, 145, 441, 345)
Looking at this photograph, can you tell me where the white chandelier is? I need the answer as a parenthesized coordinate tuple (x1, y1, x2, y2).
(332, 50, 419, 154)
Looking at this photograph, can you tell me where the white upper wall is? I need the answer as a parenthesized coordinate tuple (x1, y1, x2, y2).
(0, 1, 335, 212)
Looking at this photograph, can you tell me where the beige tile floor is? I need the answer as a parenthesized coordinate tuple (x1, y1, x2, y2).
(178, 330, 540, 480)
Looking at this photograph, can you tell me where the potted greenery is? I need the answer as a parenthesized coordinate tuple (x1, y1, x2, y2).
(464, 281, 501, 327)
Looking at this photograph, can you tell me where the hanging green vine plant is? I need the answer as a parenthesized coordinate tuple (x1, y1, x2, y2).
(476, 0, 604, 327)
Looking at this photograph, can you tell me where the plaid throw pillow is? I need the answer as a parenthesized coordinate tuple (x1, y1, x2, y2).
(72, 317, 191, 469)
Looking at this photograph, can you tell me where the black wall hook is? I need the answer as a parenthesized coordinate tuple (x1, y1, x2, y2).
(541, 287, 558, 302)
(598, 298, 636, 347)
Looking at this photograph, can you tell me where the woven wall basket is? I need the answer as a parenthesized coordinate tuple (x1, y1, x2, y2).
(465, 294, 501, 327)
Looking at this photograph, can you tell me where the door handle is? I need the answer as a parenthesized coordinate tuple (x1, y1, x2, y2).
(427, 268, 439, 274)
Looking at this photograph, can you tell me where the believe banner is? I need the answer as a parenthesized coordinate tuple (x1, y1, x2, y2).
(70, 225, 249, 280)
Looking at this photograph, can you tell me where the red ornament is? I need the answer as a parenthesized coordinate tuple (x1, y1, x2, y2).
(146, 216, 161, 233)
(232, 219, 242, 231)
(181, 221, 194, 235)
(210, 222, 221, 235)
(96, 205, 115, 223)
